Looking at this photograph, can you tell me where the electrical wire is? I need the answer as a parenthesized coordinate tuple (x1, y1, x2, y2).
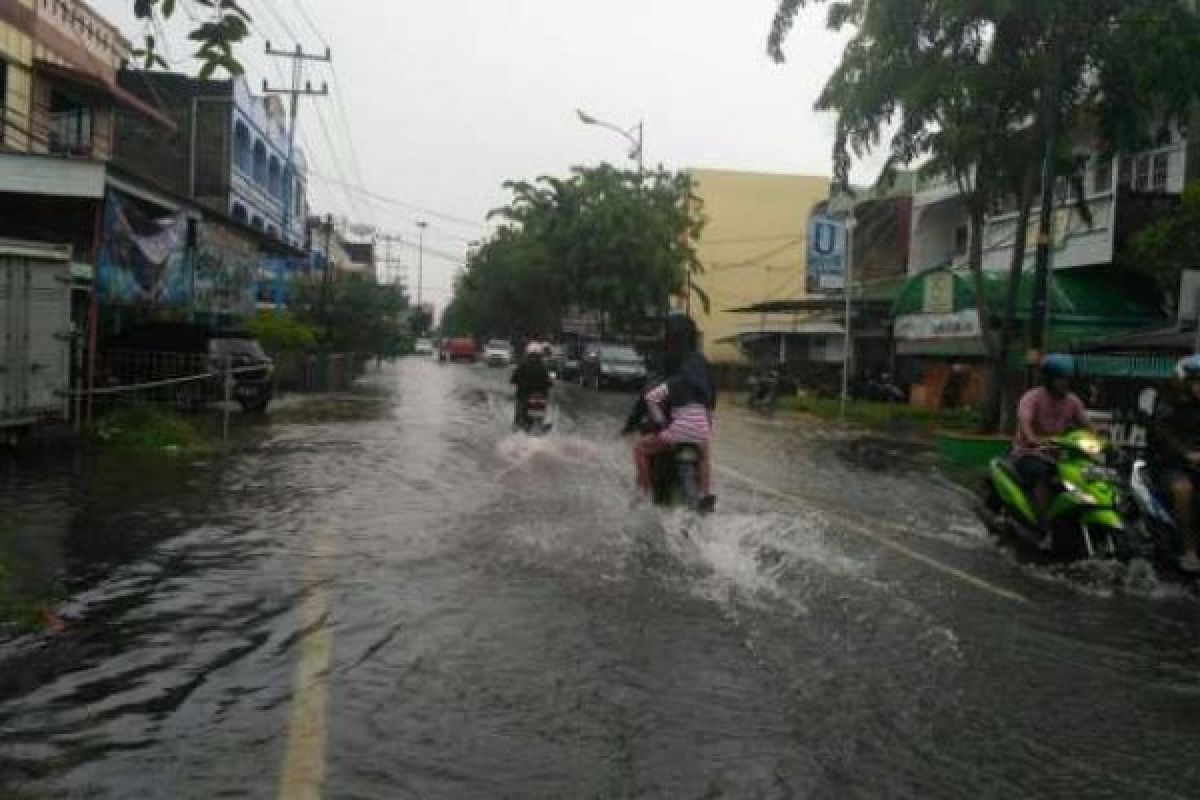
(306, 171, 487, 231)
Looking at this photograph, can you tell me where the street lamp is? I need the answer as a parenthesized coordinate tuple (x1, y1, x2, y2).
(840, 211, 858, 421)
(576, 108, 644, 176)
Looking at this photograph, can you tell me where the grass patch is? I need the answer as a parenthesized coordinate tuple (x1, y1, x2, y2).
(91, 406, 211, 456)
(777, 395, 980, 434)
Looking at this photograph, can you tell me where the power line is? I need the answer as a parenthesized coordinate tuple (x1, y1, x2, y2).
(306, 171, 486, 230)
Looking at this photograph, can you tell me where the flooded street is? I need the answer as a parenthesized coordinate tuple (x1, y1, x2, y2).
(3, 358, 1200, 799)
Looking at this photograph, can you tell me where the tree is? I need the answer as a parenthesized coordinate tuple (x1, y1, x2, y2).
(1128, 180, 1200, 307)
(768, 0, 1200, 429)
(291, 273, 410, 361)
(131, 0, 252, 78)
(444, 164, 706, 339)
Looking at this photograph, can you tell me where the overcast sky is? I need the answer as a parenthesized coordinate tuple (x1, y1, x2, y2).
(94, 0, 869, 313)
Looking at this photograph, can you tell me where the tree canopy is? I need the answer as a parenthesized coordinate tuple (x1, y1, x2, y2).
(131, 0, 252, 78)
(441, 165, 706, 339)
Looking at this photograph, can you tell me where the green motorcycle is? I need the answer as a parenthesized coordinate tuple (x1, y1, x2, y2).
(980, 429, 1134, 561)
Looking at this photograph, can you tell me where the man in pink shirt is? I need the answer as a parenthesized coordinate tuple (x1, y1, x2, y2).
(1012, 354, 1092, 534)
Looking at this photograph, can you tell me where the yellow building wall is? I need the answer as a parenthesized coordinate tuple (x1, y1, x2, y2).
(0, 16, 34, 151)
(689, 169, 830, 365)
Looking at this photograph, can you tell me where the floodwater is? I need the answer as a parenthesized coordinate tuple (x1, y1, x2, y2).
(2, 359, 1199, 799)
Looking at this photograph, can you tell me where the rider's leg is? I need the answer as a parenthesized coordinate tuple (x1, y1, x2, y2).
(1169, 473, 1199, 568)
(633, 434, 669, 494)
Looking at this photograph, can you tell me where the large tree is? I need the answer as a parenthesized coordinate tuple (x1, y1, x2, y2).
(768, 0, 1200, 429)
(131, 0, 252, 78)
(443, 164, 706, 339)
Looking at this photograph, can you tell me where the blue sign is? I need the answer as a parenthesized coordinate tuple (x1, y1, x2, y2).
(807, 213, 845, 293)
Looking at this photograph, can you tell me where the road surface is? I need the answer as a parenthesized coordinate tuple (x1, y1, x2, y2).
(2, 358, 1199, 799)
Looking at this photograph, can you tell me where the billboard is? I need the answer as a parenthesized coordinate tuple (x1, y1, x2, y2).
(807, 213, 845, 293)
(97, 190, 257, 316)
(97, 190, 189, 307)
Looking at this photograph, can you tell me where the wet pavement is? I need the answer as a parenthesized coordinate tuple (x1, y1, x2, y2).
(2, 358, 1200, 799)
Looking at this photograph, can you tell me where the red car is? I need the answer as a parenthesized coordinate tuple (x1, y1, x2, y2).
(440, 337, 478, 363)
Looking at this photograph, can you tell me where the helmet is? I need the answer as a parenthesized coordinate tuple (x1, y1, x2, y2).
(525, 342, 544, 357)
(1175, 354, 1200, 382)
(1040, 353, 1075, 382)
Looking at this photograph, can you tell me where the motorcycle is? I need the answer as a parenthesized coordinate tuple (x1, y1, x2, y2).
(747, 370, 780, 417)
(979, 429, 1134, 561)
(1125, 459, 1198, 575)
(517, 394, 550, 435)
(649, 442, 707, 513)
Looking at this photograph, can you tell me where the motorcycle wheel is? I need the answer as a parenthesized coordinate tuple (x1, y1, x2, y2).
(678, 461, 701, 512)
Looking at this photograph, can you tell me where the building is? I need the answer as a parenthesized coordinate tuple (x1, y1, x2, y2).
(713, 175, 916, 392)
(687, 169, 830, 369)
(112, 72, 308, 249)
(0, 0, 175, 256)
(897, 134, 1181, 408)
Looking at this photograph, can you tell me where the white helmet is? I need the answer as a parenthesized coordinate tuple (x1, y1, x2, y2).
(525, 342, 544, 356)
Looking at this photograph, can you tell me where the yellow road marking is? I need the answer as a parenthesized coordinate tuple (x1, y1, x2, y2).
(717, 465, 1029, 605)
(279, 531, 334, 800)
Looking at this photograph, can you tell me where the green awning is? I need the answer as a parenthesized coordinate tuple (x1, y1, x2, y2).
(892, 265, 1166, 354)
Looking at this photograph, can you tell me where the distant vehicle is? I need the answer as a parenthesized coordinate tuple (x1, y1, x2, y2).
(557, 342, 583, 381)
(102, 322, 274, 413)
(483, 339, 514, 367)
(547, 344, 566, 378)
(580, 342, 647, 391)
(440, 337, 478, 363)
(414, 338, 435, 356)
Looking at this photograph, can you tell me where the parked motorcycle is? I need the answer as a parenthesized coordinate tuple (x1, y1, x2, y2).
(978, 429, 1135, 561)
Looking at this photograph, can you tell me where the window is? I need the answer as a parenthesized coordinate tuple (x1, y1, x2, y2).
(1152, 152, 1169, 191)
(234, 120, 251, 173)
(954, 224, 969, 256)
(231, 203, 248, 224)
(1134, 155, 1151, 191)
(48, 89, 92, 156)
(0, 60, 7, 146)
(252, 140, 267, 184)
(251, 215, 265, 232)
(1093, 159, 1113, 194)
(294, 179, 304, 217)
(1119, 156, 1133, 187)
(268, 156, 282, 198)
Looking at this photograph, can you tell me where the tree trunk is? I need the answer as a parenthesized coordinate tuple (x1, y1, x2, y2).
(995, 173, 1038, 432)
(965, 203, 1003, 432)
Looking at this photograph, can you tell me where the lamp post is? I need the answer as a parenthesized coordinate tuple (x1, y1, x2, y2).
(840, 212, 858, 420)
(576, 109, 644, 176)
(416, 220, 428, 309)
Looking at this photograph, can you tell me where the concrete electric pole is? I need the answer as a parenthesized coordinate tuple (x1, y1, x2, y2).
(263, 41, 331, 294)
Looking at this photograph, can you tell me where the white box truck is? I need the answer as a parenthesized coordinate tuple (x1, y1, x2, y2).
(1, 239, 72, 431)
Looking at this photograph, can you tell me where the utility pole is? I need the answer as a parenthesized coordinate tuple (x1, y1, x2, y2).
(377, 233, 407, 288)
(416, 221, 428, 308)
(264, 41, 331, 300)
(1030, 33, 1065, 366)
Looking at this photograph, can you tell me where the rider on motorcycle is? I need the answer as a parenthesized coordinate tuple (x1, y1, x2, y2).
(1147, 355, 1200, 573)
(1013, 353, 1093, 545)
(511, 343, 552, 429)
(631, 314, 717, 508)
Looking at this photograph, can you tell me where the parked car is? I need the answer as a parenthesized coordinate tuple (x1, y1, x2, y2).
(414, 337, 435, 356)
(580, 343, 647, 390)
(440, 337, 478, 363)
(547, 344, 567, 378)
(557, 341, 583, 381)
(483, 339, 514, 367)
(101, 322, 274, 413)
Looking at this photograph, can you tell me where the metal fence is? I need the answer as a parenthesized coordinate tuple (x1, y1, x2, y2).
(92, 350, 224, 416)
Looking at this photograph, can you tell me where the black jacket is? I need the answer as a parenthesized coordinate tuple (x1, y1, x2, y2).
(1150, 395, 1200, 469)
(511, 358, 552, 397)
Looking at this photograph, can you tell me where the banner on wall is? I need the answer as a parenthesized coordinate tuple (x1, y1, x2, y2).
(195, 220, 258, 316)
(807, 213, 845, 293)
(96, 190, 188, 307)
